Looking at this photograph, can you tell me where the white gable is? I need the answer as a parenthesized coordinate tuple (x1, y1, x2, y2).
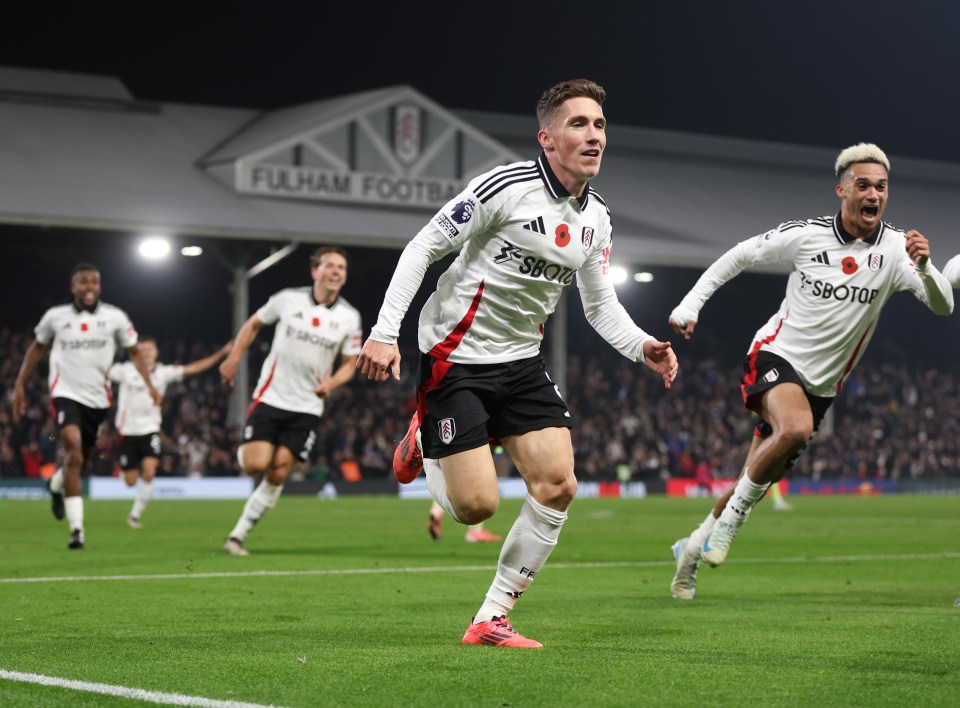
(202, 85, 520, 209)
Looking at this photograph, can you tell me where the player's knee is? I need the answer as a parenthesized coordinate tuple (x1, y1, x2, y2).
(530, 472, 577, 511)
(266, 467, 291, 486)
(237, 448, 268, 476)
(775, 424, 812, 456)
(63, 449, 84, 470)
(453, 494, 498, 525)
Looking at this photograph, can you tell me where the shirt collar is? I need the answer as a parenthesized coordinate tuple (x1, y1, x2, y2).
(72, 301, 100, 315)
(833, 212, 883, 245)
(536, 153, 590, 211)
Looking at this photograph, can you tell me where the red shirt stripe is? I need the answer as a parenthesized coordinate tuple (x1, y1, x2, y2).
(427, 281, 485, 361)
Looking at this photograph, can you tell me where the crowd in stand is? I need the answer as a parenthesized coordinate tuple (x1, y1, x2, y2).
(2, 326, 958, 482)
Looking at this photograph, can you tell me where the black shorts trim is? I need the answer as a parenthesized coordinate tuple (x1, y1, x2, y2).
(52, 398, 108, 448)
(415, 353, 572, 459)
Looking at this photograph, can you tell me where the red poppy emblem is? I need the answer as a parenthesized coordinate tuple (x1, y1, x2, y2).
(555, 223, 571, 248)
(312, 317, 320, 327)
(80, 323, 89, 332)
(842, 257, 858, 275)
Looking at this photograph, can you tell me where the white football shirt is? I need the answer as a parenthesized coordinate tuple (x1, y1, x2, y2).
(370, 154, 652, 364)
(108, 362, 184, 435)
(34, 302, 139, 409)
(251, 287, 363, 417)
(672, 215, 955, 397)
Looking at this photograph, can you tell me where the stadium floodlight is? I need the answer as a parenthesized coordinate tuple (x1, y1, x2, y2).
(181, 246, 203, 257)
(609, 265, 628, 284)
(139, 236, 171, 260)
(633, 272, 654, 283)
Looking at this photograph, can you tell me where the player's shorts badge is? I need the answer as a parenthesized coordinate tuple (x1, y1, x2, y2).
(438, 418, 457, 445)
(763, 368, 780, 383)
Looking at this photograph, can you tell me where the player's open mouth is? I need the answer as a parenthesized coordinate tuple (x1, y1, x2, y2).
(582, 150, 600, 158)
(861, 205, 879, 218)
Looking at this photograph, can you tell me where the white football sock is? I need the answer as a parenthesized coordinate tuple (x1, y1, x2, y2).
(48, 467, 64, 493)
(130, 480, 153, 519)
(424, 458, 460, 523)
(229, 480, 283, 541)
(719, 473, 770, 526)
(474, 494, 567, 623)
(65, 496, 84, 532)
(691, 511, 717, 546)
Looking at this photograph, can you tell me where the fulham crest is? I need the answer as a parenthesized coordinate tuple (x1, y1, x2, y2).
(438, 418, 457, 445)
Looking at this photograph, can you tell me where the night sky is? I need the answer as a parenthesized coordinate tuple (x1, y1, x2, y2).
(6, 3, 960, 163)
(3, 3, 959, 365)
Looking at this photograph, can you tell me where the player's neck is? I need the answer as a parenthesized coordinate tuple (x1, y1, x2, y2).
(312, 284, 339, 307)
(839, 214, 876, 241)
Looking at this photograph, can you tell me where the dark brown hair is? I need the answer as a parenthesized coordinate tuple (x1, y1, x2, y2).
(536, 79, 607, 129)
(309, 246, 349, 268)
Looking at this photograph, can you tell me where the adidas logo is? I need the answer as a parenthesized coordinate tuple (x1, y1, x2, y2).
(811, 251, 831, 265)
(522, 216, 546, 235)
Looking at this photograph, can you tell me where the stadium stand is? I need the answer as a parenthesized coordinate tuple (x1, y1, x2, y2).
(2, 327, 957, 482)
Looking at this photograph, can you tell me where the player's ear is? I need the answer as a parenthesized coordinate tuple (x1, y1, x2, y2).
(538, 128, 553, 151)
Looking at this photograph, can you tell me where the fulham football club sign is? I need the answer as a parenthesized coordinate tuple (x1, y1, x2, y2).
(225, 86, 518, 209)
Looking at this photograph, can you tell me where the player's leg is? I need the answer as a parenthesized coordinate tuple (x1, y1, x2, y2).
(55, 423, 86, 546)
(47, 400, 106, 548)
(224, 440, 277, 556)
(46, 401, 75, 521)
(426, 445, 500, 523)
(672, 427, 774, 597)
(427, 501, 443, 540)
(226, 407, 316, 555)
(123, 463, 142, 526)
(425, 497, 500, 541)
(461, 427, 574, 649)
(128, 451, 159, 528)
(702, 383, 812, 566)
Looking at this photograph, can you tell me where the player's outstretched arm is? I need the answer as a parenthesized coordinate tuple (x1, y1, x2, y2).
(183, 340, 233, 378)
(642, 339, 679, 390)
(669, 238, 763, 339)
(11, 340, 46, 423)
(315, 354, 359, 398)
(357, 340, 401, 382)
(220, 315, 263, 386)
(128, 343, 162, 405)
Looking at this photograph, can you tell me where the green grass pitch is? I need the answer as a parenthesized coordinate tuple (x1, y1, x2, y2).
(1, 494, 958, 707)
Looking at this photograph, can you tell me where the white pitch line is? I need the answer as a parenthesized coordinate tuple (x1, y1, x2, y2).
(0, 669, 287, 708)
(1, 552, 958, 585)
